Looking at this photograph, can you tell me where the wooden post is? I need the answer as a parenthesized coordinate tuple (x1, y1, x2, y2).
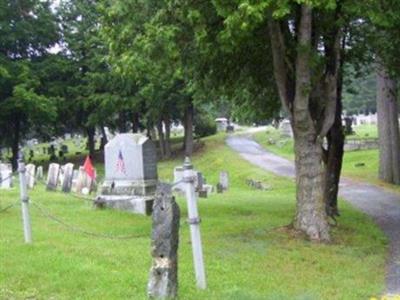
(18, 160, 32, 244)
(183, 157, 206, 289)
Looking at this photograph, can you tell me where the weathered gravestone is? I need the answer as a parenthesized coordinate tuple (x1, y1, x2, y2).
(219, 171, 229, 191)
(0, 163, 12, 189)
(36, 166, 43, 181)
(75, 166, 95, 194)
(148, 183, 180, 299)
(61, 163, 74, 193)
(46, 163, 60, 190)
(95, 133, 158, 215)
(279, 119, 293, 138)
(25, 164, 36, 189)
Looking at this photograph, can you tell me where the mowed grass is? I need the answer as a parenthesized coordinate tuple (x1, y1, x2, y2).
(0, 134, 387, 299)
(253, 125, 400, 192)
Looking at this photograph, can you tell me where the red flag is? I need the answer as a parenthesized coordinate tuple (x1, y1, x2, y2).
(83, 155, 95, 180)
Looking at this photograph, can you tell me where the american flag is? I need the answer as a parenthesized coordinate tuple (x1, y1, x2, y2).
(116, 150, 126, 175)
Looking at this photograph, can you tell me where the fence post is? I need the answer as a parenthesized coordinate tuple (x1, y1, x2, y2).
(18, 160, 32, 244)
(183, 157, 206, 289)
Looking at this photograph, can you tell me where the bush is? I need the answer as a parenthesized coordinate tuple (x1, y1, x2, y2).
(194, 115, 217, 138)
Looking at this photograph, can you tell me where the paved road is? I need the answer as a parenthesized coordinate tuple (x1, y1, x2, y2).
(226, 135, 400, 295)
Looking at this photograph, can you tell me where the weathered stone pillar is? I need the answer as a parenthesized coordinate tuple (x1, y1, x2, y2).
(148, 183, 180, 299)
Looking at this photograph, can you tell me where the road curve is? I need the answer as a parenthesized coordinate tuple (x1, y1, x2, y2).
(226, 134, 400, 295)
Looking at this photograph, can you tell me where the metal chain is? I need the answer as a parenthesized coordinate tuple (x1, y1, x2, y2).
(31, 201, 148, 240)
(0, 200, 18, 213)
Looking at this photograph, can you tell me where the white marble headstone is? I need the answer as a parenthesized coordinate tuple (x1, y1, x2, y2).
(46, 163, 60, 190)
(26, 164, 36, 189)
(61, 163, 74, 193)
(104, 133, 157, 182)
(0, 163, 12, 189)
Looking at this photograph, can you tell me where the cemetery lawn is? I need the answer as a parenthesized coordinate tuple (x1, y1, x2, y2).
(0, 134, 387, 299)
(253, 126, 400, 192)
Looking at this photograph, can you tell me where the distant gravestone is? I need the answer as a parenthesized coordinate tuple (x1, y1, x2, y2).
(71, 169, 79, 193)
(36, 166, 43, 181)
(46, 163, 60, 191)
(219, 171, 229, 191)
(95, 133, 158, 215)
(61, 163, 74, 193)
(75, 166, 94, 194)
(148, 183, 180, 299)
(279, 119, 293, 138)
(0, 163, 12, 189)
(26, 164, 36, 189)
(61, 144, 69, 154)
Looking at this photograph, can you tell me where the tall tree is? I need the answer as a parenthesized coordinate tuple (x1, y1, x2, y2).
(0, 0, 58, 169)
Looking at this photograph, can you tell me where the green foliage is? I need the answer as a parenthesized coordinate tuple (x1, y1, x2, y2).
(194, 114, 217, 138)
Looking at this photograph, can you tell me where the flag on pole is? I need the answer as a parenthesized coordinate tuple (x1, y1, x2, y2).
(83, 155, 96, 180)
(116, 150, 126, 175)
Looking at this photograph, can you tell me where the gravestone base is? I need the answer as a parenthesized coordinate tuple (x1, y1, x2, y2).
(94, 195, 154, 215)
(100, 179, 157, 196)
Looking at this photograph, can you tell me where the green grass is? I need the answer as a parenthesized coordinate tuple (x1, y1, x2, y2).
(253, 125, 400, 193)
(0, 134, 387, 299)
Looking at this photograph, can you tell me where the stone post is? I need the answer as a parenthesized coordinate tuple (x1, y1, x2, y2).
(148, 183, 180, 299)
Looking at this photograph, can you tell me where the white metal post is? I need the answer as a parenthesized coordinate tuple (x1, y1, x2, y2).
(18, 160, 32, 244)
(183, 157, 206, 289)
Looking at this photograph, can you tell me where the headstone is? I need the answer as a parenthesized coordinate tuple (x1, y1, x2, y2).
(75, 166, 94, 194)
(25, 164, 36, 189)
(61, 163, 74, 193)
(148, 183, 180, 299)
(71, 169, 79, 193)
(219, 171, 229, 191)
(95, 133, 158, 215)
(203, 184, 214, 195)
(36, 166, 43, 181)
(46, 163, 60, 190)
(196, 172, 204, 191)
(279, 119, 293, 138)
(0, 163, 12, 189)
(216, 183, 223, 194)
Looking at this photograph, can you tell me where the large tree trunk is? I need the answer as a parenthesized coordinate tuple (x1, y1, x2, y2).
(294, 132, 330, 241)
(324, 99, 344, 217)
(132, 112, 140, 133)
(87, 127, 96, 158)
(377, 63, 400, 184)
(11, 115, 21, 171)
(324, 53, 345, 217)
(183, 103, 194, 157)
(157, 119, 166, 159)
(164, 117, 172, 158)
(269, 5, 331, 241)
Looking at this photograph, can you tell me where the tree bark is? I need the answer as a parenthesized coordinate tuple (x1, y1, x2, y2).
(184, 103, 194, 157)
(157, 119, 165, 159)
(269, 5, 330, 241)
(132, 112, 140, 133)
(377, 63, 400, 184)
(164, 117, 172, 158)
(99, 125, 108, 151)
(86, 127, 96, 158)
(11, 115, 21, 171)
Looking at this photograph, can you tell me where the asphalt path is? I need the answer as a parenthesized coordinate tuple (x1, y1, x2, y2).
(226, 134, 400, 295)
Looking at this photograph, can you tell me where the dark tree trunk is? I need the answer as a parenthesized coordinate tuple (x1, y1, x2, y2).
(324, 98, 344, 217)
(87, 127, 96, 158)
(324, 51, 345, 218)
(157, 119, 165, 159)
(377, 63, 400, 184)
(184, 103, 194, 157)
(99, 125, 108, 151)
(132, 112, 140, 133)
(11, 115, 21, 171)
(164, 117, 172, 158)
(118, 111, 127, 133)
